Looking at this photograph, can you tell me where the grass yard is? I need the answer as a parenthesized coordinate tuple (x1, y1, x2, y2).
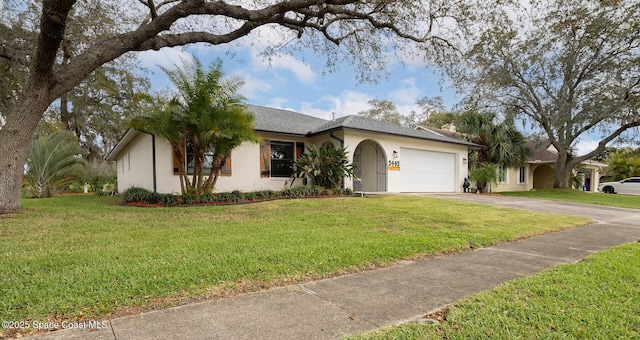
(501, 189, 640, 209)
(0, 194, 588, 334)
(348, 242, 640, 339)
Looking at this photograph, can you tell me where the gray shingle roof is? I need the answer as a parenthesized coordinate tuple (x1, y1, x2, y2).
(526, 140, 558, 163)
(247, 105, 476, 147)
(248, 105, 327, 136)
(309, 115, 476, 146)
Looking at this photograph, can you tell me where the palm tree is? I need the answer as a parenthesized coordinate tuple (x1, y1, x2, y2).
(132, 56, 261, 196)
(457, 111, 530, 192)
(23, 131, 85, 198)
(130, 100, 191, 194)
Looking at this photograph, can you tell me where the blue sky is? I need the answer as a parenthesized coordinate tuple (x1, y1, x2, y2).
(137, 39, 603, 156)
(138, 43, 459, 121)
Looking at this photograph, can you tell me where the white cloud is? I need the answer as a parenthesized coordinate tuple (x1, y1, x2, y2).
(388, 77, 421, 105)
(232, 71, 273, 101)
(251, 52, 316, 85)
(265, 97, 290, 109)
(296, 90, 373, 120)
(574, 139, 600, 157)
(137, 47, 191, 71)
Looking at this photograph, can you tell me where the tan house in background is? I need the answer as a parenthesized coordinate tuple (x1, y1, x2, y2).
(106, 105, 478, 194)
(491, 140, 607, 193)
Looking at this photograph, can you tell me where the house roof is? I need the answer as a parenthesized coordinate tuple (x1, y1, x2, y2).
(248, 105, 476, 147)
(249, 105, 327, 136)
(106, 105, 477, 161)
(526, 140, 558, 164)
(525, 140, 608, 168)
(308, 115, 477, 146)
(105, 128, 139, 161)
(414, 125, 462, 139)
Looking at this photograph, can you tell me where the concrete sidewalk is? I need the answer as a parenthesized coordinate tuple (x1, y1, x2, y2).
(29, 195, 640, 340)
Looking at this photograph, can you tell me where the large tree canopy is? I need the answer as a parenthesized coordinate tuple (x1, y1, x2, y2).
(0, 0, 476, 214)
(447, 0, 640, 188)
(2, 1, 152, 161)
(357, 96, 449, 128)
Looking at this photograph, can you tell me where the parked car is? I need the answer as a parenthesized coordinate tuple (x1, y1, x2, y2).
(598, 177, 640, 194)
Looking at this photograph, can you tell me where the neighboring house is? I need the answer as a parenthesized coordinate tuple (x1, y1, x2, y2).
(105, 105, 478, 194)
(491, 140, 607, 192)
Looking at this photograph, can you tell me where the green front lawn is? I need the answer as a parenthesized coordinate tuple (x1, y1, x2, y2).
(501, 189, 640, 209)
(348, 242, 640, 339)
(0, 194, 588, 333)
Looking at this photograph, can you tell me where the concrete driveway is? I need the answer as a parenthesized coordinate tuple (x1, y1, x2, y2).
(419, 193, 640, 224)
(27, 195, 640, 340)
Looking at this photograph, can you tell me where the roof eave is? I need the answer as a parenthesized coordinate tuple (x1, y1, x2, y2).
(105, 129, 139, 161)
(254, 129, 309, 138)
(309, 126, 480, 148)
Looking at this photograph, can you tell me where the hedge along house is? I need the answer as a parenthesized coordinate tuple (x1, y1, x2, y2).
(105, 105, 478, 194)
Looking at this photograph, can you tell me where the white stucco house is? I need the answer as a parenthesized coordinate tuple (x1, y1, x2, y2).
(105, 105, 478, 194)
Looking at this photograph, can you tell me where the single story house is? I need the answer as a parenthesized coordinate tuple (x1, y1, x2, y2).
(491, 140, 607, 192)
(106, 105, 478, 194)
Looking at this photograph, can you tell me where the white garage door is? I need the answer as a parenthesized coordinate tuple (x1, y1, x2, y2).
(399, 148, 455, 192)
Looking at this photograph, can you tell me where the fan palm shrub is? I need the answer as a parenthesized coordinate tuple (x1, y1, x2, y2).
(23, 131, 85, 198)
(457, 111, 530, 192)
(291, 142, 355, 190)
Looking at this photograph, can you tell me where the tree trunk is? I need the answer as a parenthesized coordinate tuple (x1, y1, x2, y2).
(204, 156, 223, 192)
(0, 86, 52, 214)
(552, 152, 572, 189)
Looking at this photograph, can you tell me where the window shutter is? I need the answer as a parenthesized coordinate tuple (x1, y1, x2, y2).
(221, 156, 232, 177)
(296, 142, 305, 160)
(173, 140, 186, 175)
(260, 140, 271, 178)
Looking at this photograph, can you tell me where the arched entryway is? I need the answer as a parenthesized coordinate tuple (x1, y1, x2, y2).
(353, 140, 387, 192)
(533, 165, 554, 189)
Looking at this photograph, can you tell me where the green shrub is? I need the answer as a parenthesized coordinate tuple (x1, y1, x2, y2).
(124, 186, 354, 206)
(244, 191, 257, 201)
(280, 188, 295, 197)
(198, 193, 215, 203)
(181, 193, 198, 205)
(469, 164, 499, 193)
(255, 190, 276, 199)
(145, 191, 163, 204)
(230, 190, 244, 202)
(160, 194, 179, 206)
(84, 173, 117, 194)
(291, 142, 355, 190)
(122, 187, 153, 202)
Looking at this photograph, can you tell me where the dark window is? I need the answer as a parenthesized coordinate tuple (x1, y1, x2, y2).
(497, 166, 506, 183)
(624, 178, 640, 183)
(270, 141, 295, 177)
(518, 166, 526, 183)
(186, 141, 214, 176)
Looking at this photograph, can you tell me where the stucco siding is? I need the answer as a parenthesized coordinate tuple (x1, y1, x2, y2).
(114, 129, 469, 194)
(115, 133, 154, 193)
(342, 130, 469, 193)
(492, 166, 533, 192)
(155, 138, 182, 194)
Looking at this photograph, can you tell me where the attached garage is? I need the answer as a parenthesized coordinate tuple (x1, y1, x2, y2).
(399, 148, 455, 192)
